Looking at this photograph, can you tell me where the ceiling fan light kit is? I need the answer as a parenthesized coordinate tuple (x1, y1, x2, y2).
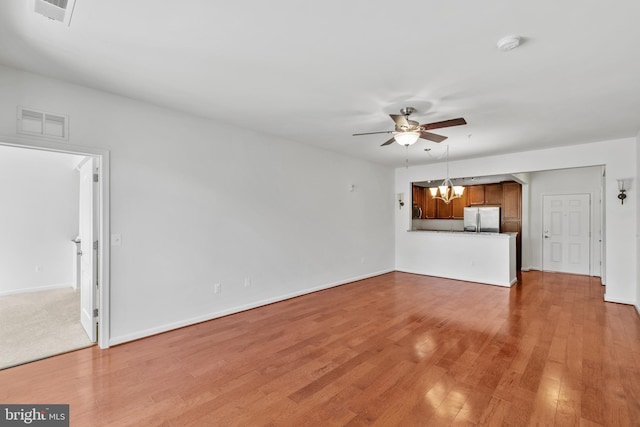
(394, 131, 420, 146)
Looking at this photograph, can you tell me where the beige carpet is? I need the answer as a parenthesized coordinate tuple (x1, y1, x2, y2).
(0, 287, 94, 370)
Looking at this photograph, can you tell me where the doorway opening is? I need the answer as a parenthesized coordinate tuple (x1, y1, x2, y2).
(0, 136, 110, 361)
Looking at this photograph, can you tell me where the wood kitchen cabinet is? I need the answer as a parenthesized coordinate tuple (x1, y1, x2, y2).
(484, 183, 503, 205)
(412, 185, 437, 218)
(468, 185, 485, 205)
(423, 190, 437, 218)
(451, 190, 468, 218)
(412, 185, 423, 218)
(501, 181, 522, 270)
(502, 182, 521, 220)
(431, 188, 467, 219)
(412, 185, 466, 219)
(436, 199, 452, 218)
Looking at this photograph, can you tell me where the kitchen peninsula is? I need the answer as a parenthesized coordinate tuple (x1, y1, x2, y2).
(398, 230, 517, 287)
(400, 180, 521, 287)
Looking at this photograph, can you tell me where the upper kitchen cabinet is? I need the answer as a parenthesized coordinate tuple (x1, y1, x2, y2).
(502, 182, 521, 220)
(412, 185, 437, 218)
(432, 188, 467, 219)
(467, 183, 506, 206)
(468, 185, 485, 205)
(412, 184, 467, 219)
(412, 185, 424, 218)
(423, 189, 437, 218)
(451, 190, 468, 218)
(484, 184, 503, 205)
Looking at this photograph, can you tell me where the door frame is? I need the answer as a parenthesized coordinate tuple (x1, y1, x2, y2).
(78, 156, 98, 342)
(0, 134, 110, 349)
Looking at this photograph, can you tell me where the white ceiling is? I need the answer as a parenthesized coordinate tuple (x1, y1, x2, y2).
(1, 0, 639, 167)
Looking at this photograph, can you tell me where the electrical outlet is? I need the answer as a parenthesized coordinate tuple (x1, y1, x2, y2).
(213, 283, 221, 294)
(244, 277, 251, 288)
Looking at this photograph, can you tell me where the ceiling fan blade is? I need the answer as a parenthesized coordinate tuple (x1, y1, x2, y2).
(420, 132, 447, 143)
(421, 117, 467, 130)
(380, 137, 396, 146)
(390, 114, 409, 127)
(353, 130, 393, 136)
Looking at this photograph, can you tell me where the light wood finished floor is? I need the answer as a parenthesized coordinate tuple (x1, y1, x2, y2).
(1, 271, 638, 426)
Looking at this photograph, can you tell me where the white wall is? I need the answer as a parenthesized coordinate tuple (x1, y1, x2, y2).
(527, 166, 603, 274)
(0, 64, 395, 344)
(0, 145, 80, 295)
(636, 130, 640, 314)
(396, 138, 637, 306)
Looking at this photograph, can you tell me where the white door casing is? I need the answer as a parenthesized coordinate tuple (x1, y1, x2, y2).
(0, 135, 110, 349)
(542, 194, 591, 275)
(79, 157, 98, 342)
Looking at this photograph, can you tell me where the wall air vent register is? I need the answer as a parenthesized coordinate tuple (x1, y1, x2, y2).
(17, 107, 69, 140)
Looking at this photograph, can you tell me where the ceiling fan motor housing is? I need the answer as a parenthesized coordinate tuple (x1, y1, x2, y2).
(400, 107, 416, 116)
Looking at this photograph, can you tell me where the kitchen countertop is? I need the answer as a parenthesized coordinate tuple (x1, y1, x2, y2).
(408, 230, 517, 237)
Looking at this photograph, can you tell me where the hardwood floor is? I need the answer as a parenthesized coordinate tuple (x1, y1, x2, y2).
(1, 271, 638, 426)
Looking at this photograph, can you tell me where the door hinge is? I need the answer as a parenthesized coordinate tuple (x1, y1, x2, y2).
(93, 173, 99, 183)
(93, 308, 99, 318)
(93, 240, 98, 250)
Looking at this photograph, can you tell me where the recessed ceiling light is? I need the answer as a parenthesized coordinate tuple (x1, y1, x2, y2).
(497, 35, 521, 51)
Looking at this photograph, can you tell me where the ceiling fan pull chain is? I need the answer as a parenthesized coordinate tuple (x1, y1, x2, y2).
(405, 146, 409, 169)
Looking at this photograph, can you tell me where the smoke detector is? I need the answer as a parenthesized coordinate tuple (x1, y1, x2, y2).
(34, 0, 77, 26)
(497, 35, 521, 51)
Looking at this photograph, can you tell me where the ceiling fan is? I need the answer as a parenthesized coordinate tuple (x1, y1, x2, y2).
(353, 107, 467, 147)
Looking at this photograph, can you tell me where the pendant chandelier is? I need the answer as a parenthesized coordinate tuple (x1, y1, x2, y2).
(429, 145, 464, 204)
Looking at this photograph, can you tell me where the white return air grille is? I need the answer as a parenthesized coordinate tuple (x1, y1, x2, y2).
(17, 107, 69, 140)
(34, 0, 77, 26)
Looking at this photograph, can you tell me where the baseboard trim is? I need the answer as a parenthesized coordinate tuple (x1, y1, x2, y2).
(604, 294, 636, 306)
(0, 283, 74, 297)
(396, 268, 514, 288)
(109, 269, 395, 346)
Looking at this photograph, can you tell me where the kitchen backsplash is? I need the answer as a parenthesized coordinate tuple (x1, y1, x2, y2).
(412, 219, 464, 231)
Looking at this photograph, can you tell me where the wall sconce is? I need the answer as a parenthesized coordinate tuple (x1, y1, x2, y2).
(398, 193, 405, 209)
(617, 179, 628, 205)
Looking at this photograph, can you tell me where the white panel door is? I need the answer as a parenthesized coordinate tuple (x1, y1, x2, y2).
(542, 194, 590, 275)
(79, 157, 97, 342)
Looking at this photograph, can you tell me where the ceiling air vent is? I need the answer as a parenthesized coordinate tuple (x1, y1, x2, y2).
(17, 107, 69, 140)
(34, 0, 77, 26)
